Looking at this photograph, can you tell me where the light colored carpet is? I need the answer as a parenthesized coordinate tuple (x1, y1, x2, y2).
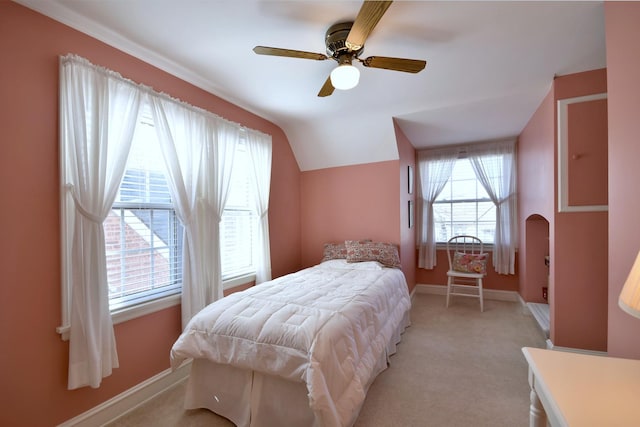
(107, 293, 546, 427)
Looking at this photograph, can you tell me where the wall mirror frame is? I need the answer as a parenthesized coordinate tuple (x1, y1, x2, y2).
(557, 92, 608, 213)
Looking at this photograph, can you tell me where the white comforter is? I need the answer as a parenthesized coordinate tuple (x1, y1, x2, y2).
(170, 259, 411, 427)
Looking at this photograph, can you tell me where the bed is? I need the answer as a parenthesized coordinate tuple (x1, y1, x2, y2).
(170, 241, 411, 427)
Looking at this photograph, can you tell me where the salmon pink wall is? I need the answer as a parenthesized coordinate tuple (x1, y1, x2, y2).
(518, 69, 609, 351)
(518, 89, 555, 304)
(0, 3, 300, 425)
(552, 69, 608, 352)
(394, 122, 416, 291)
(605, 2, 640, 358)
(566, 99, 608, 207)
(298, 124, 416, 292)
(553, 213, 608, 351)
(300, 160, 401, 268)
(415, 250, 519, 292)
(518, 90, 556, 224)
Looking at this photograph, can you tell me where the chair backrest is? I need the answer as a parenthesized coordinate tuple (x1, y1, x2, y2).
(446, 235, 484, 270)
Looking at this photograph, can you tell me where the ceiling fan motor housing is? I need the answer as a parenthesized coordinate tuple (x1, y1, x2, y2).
(325, 22, 363, 60)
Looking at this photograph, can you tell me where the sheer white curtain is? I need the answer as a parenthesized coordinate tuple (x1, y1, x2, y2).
(245, 129, 273, 284)
(60, 55, 141, 389)
(201, 117, 239, 304)
(467, 139, 517, 274)
(149, 95, 205, 329)
(416, 147, 457, 269)
(149, 97, 239, 328)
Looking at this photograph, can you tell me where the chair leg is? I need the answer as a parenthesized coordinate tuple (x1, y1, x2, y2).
(478, 277, 484, 312)
(446, 276, 452, 308)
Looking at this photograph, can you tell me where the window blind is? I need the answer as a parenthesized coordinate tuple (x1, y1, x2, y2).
(105, 113, 183, 310)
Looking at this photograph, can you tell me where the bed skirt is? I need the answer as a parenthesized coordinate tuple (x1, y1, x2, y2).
(183, 309, 411, 427)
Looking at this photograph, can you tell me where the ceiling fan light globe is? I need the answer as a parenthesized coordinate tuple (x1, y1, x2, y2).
(330, 64, 360, 90)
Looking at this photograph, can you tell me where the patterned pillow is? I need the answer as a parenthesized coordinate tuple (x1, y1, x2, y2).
(322, 240, 373, 262)
(345, 240, 401, 268)
(452, 252, 488, 275)
(321, 242, 348, 262)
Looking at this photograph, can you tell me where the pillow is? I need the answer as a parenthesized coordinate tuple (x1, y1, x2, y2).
(321, 242, 348, 262)
(321, 239, 372, 262)
(320, 259, 384, 270)
(345, 240, 401, 268)
(452, 252, 488, 275)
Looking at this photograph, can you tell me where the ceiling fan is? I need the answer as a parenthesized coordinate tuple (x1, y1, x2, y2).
(253, 0, 427, 97)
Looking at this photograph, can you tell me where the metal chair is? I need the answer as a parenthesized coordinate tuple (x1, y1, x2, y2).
(446, 235, 487, 312)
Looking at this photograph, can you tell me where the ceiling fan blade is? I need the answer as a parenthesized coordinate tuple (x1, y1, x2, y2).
(346, 1, 393, 51)
(360, 56, 426, 73)
(318, 76, 335, 97)
(253, 46, 328, 61)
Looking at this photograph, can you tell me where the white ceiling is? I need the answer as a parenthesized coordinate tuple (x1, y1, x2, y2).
(18, 0, 606, 171)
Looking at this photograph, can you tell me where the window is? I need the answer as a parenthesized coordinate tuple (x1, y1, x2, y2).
(104, 112, 183, 311)
(433, 157, 496, 244)
(58, 55, 272, 388)
(416, 139, 516, 273)
(220, 140, 258, 280)
(104, 116, 259, 312)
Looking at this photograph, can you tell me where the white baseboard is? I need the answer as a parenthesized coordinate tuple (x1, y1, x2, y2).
(58, 361, 191, 427)
(415, 283, 521, 302)
(545, 339, 608, 357)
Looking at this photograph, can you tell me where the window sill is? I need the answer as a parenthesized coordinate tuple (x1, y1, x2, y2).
(223, 273, 256, 290)
(435, 243, 495, 251)
(56, 273, 257, 341)
(112, 293, 181, 326)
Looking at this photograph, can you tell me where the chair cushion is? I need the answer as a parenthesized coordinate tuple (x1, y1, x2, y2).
(452, 252, 488, 275)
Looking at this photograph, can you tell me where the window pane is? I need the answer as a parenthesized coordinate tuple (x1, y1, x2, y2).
(105, 207, 183, 308)
(106, 111, 260, 310)
(106, 110, 182, 311)
(226, 145, 251, 209)
(439, 181, 452, 201)
(220, 209, 255, 278)
(433, 203, 451, 242)
(450, 177, 478, 200)
(477, 201, 496, 243)
(221, 140, 258, 279)
(434, 157, 496, 244)
(452, 201, 478, 222)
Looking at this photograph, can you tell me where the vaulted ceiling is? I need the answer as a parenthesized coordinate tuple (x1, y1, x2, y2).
(18, 0, 606, 171)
